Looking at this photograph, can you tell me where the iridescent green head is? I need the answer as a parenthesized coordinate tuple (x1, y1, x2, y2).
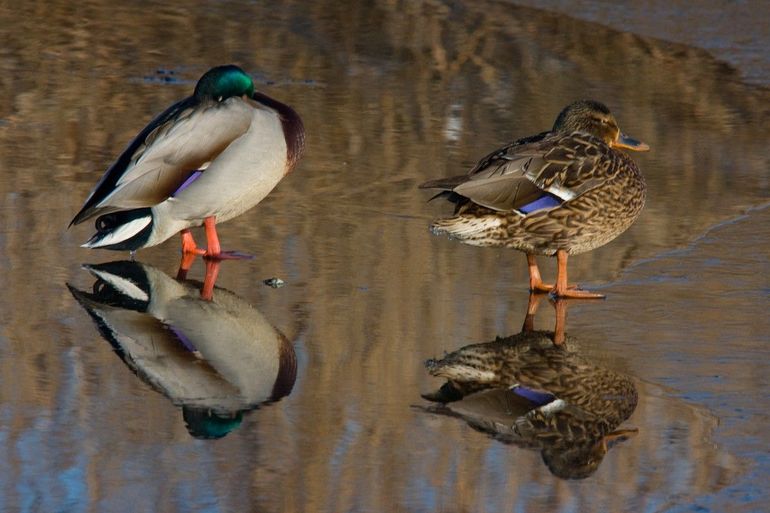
(553, 100, 649, 151)
(194, 64, 255, 101)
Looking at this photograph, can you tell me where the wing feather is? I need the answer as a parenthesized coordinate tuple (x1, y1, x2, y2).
(422, 130, 618, 213)
(71, 96, 253, 225)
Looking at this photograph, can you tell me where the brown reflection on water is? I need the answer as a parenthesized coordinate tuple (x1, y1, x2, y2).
(422, 313, 640, 480)
(0, 0, 761, 511)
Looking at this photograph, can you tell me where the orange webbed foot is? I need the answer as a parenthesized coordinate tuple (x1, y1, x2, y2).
(529, 280, 580, 294)
(201, 217, 255, 261)
(527, 254, 578, 294)
(550, 249, 605, 299)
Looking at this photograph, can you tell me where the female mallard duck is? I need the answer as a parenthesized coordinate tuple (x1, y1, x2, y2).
(423, 329, 638, 479)
(420, 100, 648, 298)
(70, 64, 305, 259)
(424, 330, 638, 424)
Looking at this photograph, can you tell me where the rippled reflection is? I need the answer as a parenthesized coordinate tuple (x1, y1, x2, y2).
(0, 0, 762, 509)
(67, 261, 296, 439)
(422, 295, 638, 479)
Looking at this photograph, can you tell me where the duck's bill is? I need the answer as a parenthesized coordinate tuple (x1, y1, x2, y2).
(601, 428, 640, 451)
(612, 133, 650, 151)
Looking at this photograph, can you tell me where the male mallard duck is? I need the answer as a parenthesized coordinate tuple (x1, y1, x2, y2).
(420, 100, 648, 298)
(67, 260, 297, 438)
(70, 64, 305, 260)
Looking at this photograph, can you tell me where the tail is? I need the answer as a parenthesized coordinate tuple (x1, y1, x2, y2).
(82, 208, 154, 251)
(419, 175, 471, 211)
(429, 215, 504, 244)
(418, 174, 468, 190)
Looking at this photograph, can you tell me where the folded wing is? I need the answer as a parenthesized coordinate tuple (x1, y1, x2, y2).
(421, 132, 616, 213)
(71, 97, 254, 225)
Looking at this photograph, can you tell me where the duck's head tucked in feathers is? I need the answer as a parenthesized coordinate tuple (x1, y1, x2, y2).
(194, 65, 255, 101)
(70, 63, 305, 254)
(553, 100, 649, 151)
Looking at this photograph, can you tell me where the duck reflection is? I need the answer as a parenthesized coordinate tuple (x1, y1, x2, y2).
(423, 295, 637, 479)
(67, 260, 297, 439)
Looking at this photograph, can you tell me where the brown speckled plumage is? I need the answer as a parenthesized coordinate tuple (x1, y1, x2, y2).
(425, 330, 637, 424)
(423, 329, 638, 479)
(439, 138, 645, 255)
(421, 100, 648, 296)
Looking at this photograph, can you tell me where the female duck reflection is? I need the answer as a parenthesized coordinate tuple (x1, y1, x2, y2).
(422, 296, 638, 479)
(67, 260, 297, 439)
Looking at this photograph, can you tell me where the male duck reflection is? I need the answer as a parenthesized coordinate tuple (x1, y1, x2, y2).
(69, 64, 305, 269)
(422, 305, 638, 479)
(67, 260, 297, 439)
(421, 100, 648, 298)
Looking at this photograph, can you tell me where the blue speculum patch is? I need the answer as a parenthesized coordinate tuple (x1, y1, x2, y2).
(512, 386, 557, 406)
(169, 326, 198, 352)
(518, 193, 562, 214)
(172, 170, 203, 197)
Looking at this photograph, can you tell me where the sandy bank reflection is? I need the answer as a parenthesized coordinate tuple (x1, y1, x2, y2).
(67, 260, 296, 439)
(422, 306, 638, 479)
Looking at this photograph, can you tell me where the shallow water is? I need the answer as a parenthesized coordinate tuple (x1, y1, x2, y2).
(513, 0, 770, 87)
(0, 1, 768, 512)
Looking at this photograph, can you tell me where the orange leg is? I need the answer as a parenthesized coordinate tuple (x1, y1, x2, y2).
(181, 229, 205, 256)
(200, 259, 221, 300)
(527, 254, 554, 293)
(201, 216, 254, 261)
(527, 253, 578, 293)
(177, 229, 205, 280)
(203, 216, 222, 257)
(522, 292, 543, 332)
(552, 249, 605, 299)
(552, 298, 568, 345)
(521, 293, 569, 346)
(522, 293, 569, 345)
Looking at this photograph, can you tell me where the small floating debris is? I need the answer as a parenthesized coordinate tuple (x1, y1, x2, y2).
(263, 277, 285, 289)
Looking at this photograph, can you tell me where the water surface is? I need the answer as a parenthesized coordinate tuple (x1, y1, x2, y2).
(0, 1, 768, 512)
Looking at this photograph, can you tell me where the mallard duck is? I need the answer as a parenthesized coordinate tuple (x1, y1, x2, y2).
(424, 330, 638, 423)
(423, 329, 638, 478)
(67, 260, 297, 439)
(420, 100, 648, 298)
(70, 64, 305, 260)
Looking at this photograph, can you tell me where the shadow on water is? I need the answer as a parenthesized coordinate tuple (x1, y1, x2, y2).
(66, 261, 297, 439)
(420, 294, 639, 480)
